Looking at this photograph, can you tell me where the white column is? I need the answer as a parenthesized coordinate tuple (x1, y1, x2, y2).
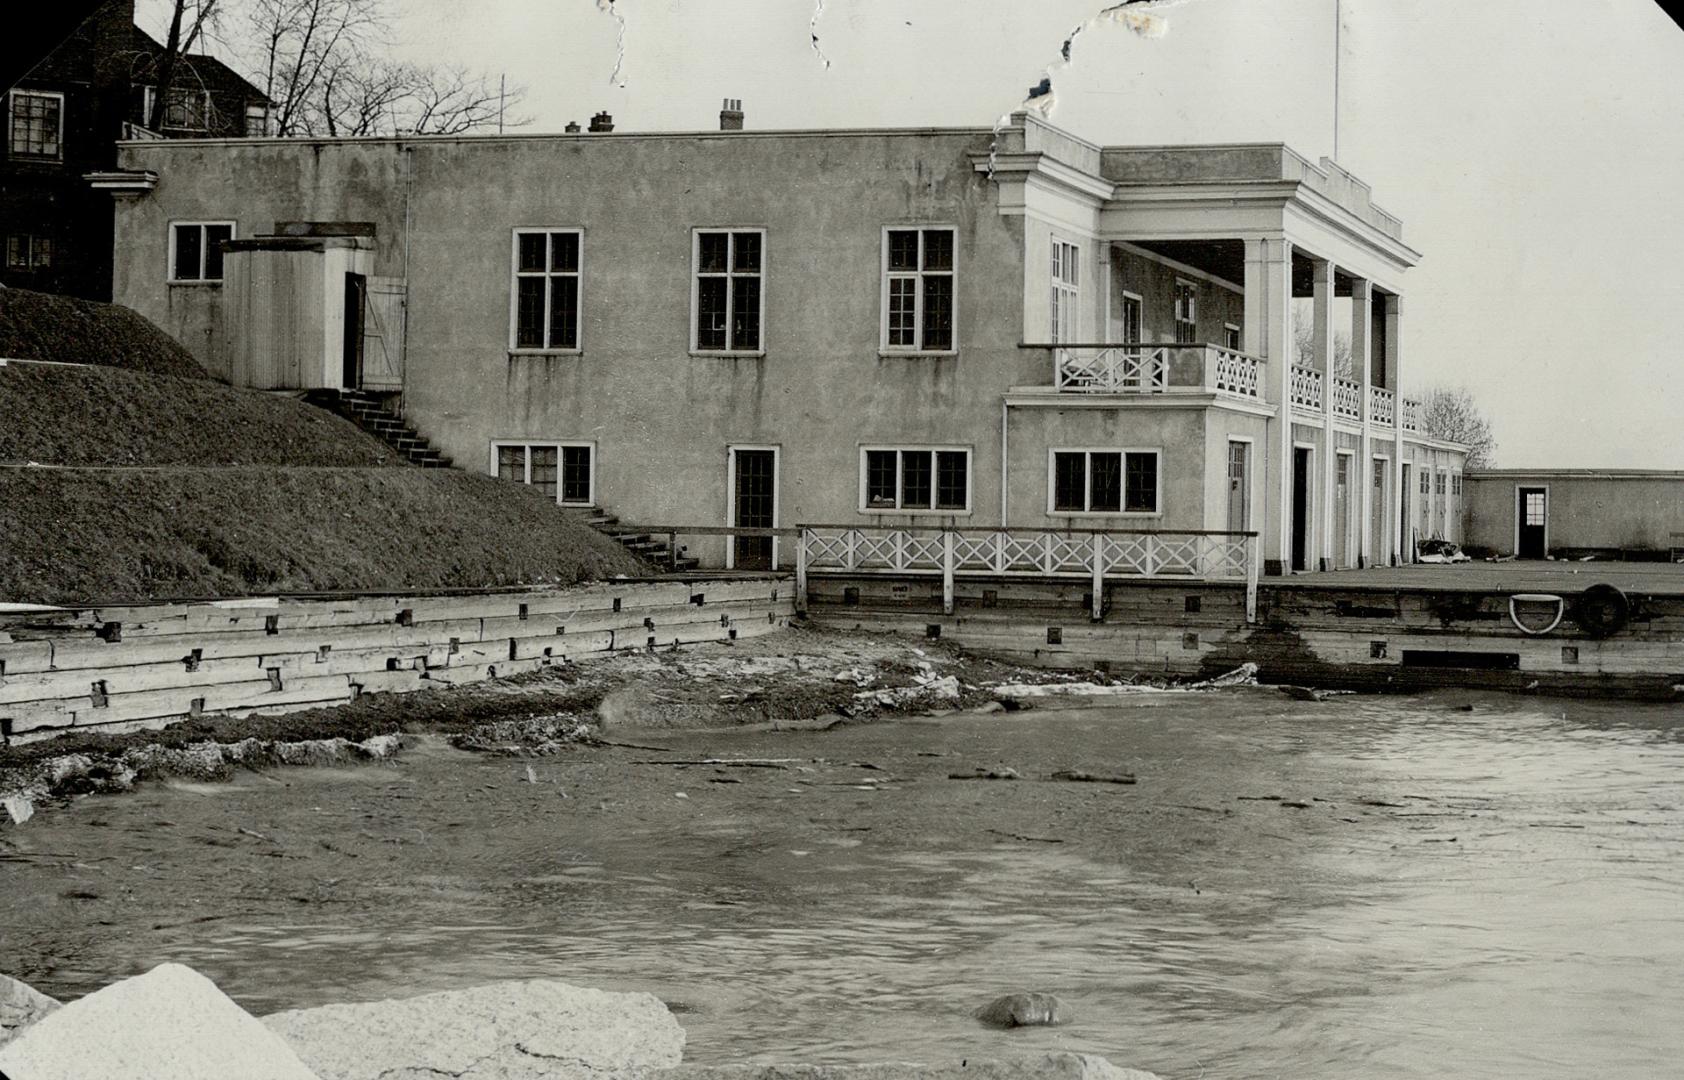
(1246, 237, 1294, 574)
(1312, 257, 1336, 571)
(1099, 241, 1114, 343)
(1350, 277, 1374, 567)
(1386, 293, 1406, 564)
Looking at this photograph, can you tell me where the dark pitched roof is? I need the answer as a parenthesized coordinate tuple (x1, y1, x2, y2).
(130, 25, 270, 104)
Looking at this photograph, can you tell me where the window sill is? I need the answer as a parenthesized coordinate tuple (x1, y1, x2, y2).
(166, 279, 223, 287)
(878, 350, 958, 359)
(1046, 510, 1164, 519)
(509, 349, 583, 358)
(1044, 508, 1165, 518)
(691, 350, 766, 359)
(859, 508, 975, 517)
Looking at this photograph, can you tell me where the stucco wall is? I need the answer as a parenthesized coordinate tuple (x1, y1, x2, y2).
(1004, 406, 1208, 531)
(117, 131, 1046, 563)
(1464, 473, 1684, 554)
(1110, 247, 1244, 345)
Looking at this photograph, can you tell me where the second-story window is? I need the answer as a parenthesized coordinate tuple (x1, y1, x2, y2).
(170, 221, 234, 282)
(1173, 279, 1198, 344)
(1051, 240, 1079, 343)
(164, 87, 211, 131)
(512, 229, 581, 351)
(694, 229, 763, 352)
(883, 227, 955, 352)
(8, 91, 63, 160)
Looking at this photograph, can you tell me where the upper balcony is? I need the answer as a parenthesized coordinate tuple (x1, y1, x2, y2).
(1024, 345, 1426, 431)
(1290, 365, 1420, 430)
(1028, 342, 1267, 403)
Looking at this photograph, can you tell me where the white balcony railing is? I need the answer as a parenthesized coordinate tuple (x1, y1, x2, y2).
(1049, 343, 1264, 401)
(1210, 346, 1263, 398)
(1054, 345, 1168, 393)
(1290, 365, 1323, 412)
(1331, 376, 1362, 420)
(1370, 386, 1396, 427)
(1401, 396, 1422, 434)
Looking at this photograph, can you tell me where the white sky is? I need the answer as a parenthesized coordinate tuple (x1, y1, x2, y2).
(156, 0, 1684, 469)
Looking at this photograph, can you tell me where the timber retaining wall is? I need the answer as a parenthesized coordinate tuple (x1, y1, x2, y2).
(0, 576, 793, 744)
(808, 574, 1684, 699)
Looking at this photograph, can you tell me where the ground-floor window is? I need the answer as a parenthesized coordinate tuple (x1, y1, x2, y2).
(1049, 449, 1159, 515)
(5, 233, 52, 270)
(861, 447, 969, 512)
(493, 441, 593, 505)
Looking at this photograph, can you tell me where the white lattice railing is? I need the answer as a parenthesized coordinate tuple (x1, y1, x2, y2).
(1050, 344, 1263, 400)
(1370, 386, 1396, 427)
(797, 525, 1262, 622)
(1331, 376, 1362, 420)
(1208, 347, 1264, 399)
(1054, 346, 1168, 393)
(1290, 365, 1323, 412)
(1401, 396, 1422, 434)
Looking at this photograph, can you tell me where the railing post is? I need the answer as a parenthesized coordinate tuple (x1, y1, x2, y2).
(942, 530, 956, 616)
(1245, 533, 1260, 623)
(669, 531, 678, 573)
(1090, 533, 1105, 621)
(795, 528, 809, 615)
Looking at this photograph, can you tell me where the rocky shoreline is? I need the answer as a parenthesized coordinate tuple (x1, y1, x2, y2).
(0, 963, 1160, 1080)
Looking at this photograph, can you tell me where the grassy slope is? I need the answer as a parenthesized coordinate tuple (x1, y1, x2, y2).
(0, 288, 205, 378)
(0, 364, 398, 467)
(0, 467, 647, 604)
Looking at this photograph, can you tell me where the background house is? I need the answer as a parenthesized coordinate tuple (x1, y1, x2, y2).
(1, 0, 267, 301)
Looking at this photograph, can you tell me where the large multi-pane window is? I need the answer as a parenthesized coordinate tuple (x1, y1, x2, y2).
(512, 229, 581, 351)
(8, 91, 63, 159)
(1051, 450, 1160, 514)
(861, 447, 969, 512)
(882, 227, 955, 352)
(694, 230, 762, 352)
(1050, 239, 1079, 343)
(1173, 279, 1198, 344)
(494, 442, 593, 505)
(169, 222, 234, 282)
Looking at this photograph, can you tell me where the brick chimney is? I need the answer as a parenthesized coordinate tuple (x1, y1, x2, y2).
(588, 111, 614, 133)
(564, 120, 581, 133)
(719, 98, 744, 131)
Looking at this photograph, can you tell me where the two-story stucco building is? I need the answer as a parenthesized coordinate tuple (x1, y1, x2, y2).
(102, 108, 1465, 574)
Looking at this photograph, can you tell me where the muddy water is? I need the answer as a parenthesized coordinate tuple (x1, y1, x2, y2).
(3, 689, 1682, 1079)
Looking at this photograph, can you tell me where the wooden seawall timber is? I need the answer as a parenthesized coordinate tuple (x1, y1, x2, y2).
(806, 570, 1684, 700)
(0, 577, 794, 743)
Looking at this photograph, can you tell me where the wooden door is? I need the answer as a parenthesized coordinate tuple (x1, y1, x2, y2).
(1226, 441, 1249, 533)
(1370, 458, 1388, 566)
(1335, 453, 1352, 568)
(1517, 487, 1547, 558)
(732, 449, 776, 570)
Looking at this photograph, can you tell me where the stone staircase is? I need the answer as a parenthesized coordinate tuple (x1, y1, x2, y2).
(577, 507, 701, 572)
(312, 389, 452, 468)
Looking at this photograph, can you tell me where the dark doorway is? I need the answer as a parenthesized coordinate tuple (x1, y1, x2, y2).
(1291, 447, 1312, 572)
(1517, 487, 1547, 558)
(1399, 464, 1412, 562)
(732, 448, 776, 570)
(342, 272, 367, 389)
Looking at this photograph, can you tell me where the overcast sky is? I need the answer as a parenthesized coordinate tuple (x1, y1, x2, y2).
(156, 0, 1684, 469)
